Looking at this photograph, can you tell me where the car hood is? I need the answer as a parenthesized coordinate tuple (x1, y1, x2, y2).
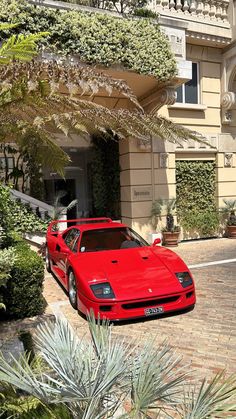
(77, 247, 184, 300)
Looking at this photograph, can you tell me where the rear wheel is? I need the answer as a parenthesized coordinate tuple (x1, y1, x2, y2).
(45, 246, 52, 273)
(68, 270, 78, 310)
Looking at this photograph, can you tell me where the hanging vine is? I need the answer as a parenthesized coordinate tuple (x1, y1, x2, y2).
(91, 131, 120, 219)
(176, 161, 219, 237)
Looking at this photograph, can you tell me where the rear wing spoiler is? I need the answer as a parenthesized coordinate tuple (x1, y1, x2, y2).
(47, 218, 113, 233)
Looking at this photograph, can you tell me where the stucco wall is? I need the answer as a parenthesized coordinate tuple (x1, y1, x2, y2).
(119, 44, 236, 240)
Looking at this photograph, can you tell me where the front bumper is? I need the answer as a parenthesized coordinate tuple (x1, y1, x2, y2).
(77, 288, 196, 320)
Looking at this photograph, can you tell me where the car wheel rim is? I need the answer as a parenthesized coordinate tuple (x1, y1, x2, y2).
(45, 247, 50, 269)
(69, 272, 77, 304)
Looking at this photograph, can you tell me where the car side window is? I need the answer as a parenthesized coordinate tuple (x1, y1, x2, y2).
(64, 229, 77, 249)
(71, 231, 80, 253)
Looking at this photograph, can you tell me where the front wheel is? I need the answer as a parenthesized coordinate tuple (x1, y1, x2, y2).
(68, 270, 78, 310)
(45, 246, 52, 273)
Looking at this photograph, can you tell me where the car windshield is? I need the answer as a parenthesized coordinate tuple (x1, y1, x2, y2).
(80, 227, 149, 252)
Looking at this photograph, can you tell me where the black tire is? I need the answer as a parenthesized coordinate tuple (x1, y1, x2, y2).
(45, 245, 52, 273)
(68, 270, 78, 310)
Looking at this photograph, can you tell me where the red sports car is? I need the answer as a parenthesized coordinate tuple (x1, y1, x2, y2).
(46, 218, 196, 320)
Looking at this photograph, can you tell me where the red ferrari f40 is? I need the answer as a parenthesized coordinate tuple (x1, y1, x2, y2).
(46, 218, 196, 320)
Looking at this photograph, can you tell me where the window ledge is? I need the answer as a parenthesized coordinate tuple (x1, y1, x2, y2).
(168, 103, 207, 111)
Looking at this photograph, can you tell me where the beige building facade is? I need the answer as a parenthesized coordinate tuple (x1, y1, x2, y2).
(2, 0, 236, 240)
(120, 0, 236, 239)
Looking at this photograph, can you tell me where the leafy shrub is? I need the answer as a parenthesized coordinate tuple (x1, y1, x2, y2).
(176, 161, 219, 237)
(180, 210, 219, 237)
(9, 199, 49, 234)
(0, 183, 48, 243)
(0, 0, 177, 81)
(2, 243, 46, 319)
(134, 8, 158, 18)
(0, 247, 17, 311)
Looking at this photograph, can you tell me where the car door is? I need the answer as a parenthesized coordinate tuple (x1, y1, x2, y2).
(60, 229, 81, 285)
(52, 228, 75, 284)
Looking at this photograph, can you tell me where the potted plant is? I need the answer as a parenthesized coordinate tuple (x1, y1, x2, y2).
(151, 198, 180, 246)
(162, 198, 180, 247)
(221, 199, 236, 238)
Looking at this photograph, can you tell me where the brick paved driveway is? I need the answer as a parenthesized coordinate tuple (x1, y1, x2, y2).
(44, 238, 236, 380)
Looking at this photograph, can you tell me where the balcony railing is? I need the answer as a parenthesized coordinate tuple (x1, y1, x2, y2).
(152, 0, 229, 25)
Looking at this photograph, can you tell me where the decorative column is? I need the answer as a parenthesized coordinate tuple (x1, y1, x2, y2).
(196, 0, 204, 17)
(189, 0, 197, 15)
(169, 0, 176, 11)
(162, 0, 169, 9)
(175, 0, 183, 12)
(183, 0, 190, 13)
(209, 0, 216, 20)
(203, 1, 210, 19)
(155, 0, 162, 10)
(215, 1, 222, 21)
(221, 1, 229, 23)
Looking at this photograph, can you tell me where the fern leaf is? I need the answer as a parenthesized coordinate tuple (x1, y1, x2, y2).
(0, 32, 49, 64)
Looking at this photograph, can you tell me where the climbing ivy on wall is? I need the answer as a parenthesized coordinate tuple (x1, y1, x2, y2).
(91, 132, 120, 219)
(0, 0, 177, 81)
(176, 161, 219, 237)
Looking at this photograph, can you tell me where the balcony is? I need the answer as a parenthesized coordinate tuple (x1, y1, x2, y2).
(150, 0, 232, 46)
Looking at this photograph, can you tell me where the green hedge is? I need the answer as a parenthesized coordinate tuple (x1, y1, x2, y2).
(2, 243, 46, 319)
(176, 161, 219, 237)
(0, 0, 177, 81)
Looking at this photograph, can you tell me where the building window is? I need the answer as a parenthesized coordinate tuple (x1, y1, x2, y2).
(176, 62, 199, 104)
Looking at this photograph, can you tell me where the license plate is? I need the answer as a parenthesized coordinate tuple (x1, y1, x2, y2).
(145, 306, 164, 316)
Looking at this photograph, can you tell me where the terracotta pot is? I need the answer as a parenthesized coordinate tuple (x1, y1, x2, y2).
(162, 231, 180, 247)
(227, 225, 236, 238)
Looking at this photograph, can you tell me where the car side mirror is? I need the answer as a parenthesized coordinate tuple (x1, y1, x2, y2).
(152, 238, 161, 246)
(56, 244, 70, 253)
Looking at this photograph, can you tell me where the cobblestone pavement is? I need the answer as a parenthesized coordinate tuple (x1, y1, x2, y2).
(43, 238, 236, 381)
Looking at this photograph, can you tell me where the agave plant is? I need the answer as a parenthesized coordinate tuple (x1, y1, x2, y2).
(0, 315, 235, 418)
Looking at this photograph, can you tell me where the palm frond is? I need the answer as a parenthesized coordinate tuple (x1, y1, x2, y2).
(180, 372, 236, 418)
(130, 340, 187, 415)
(0, 351, 62, 402)
(66, 199, 78, 212)
(34, 317, 130, 417)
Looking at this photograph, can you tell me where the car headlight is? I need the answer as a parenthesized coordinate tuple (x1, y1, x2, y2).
(90, 282, 115, 299)
(175, 272, 193, 288)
